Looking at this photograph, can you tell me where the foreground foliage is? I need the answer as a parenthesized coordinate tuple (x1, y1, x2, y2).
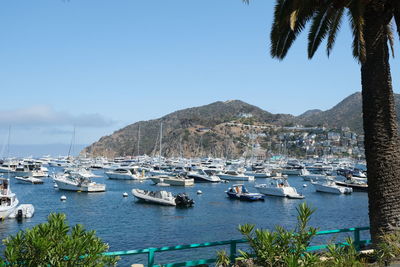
(216, 203, 366, 267)
(1, 213, 119, 267)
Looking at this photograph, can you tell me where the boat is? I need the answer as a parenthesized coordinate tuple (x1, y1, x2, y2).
(0, 178, 19, 220)
(311, 179, 353, 194)
(53, 170, 106, 192)
(15, 176, 44, 184)
(8, 204, 35, 219)
(335, 178, 368, 192)
(244, 169, 272, 178)
(217, 170, 254, 181)
(150, 175, 194, 186)
(254, 176, 304, 199)
(186, 169, 221, 183)
(226, 184, 265, 201)
(105, 168, 145, 180)
(301, 173, 329, 182)
(132, 189, 194, 207)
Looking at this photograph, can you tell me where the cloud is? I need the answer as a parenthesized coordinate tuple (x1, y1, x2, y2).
(0, 105, 115, 128)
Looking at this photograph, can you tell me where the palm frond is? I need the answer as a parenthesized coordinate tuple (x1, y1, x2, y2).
(347, 0, 366, 63)
(326, 7, 344, 57)
(270, 0, 318, 59)
(308, 4, 338, 59)
(386, 22, 395, 58)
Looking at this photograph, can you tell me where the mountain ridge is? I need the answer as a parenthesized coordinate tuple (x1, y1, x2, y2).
(82, 92, 400, 158)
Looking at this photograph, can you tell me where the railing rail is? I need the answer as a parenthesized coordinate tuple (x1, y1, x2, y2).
(103, 226, 371, 267)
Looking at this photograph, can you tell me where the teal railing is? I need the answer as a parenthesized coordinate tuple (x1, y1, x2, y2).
(103, 226, 371, 267)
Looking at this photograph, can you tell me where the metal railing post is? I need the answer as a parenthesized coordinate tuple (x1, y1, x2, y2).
(148, 248, 155, 267)
(229, 240, 237, 264)
(354, 228, 360, 251)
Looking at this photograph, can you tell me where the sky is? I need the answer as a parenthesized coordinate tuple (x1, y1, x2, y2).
(0, 0, 399, 150)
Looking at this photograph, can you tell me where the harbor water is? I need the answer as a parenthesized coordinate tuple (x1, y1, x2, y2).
(0, 168, 369, 265)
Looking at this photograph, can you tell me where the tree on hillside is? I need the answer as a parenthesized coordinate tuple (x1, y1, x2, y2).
(244, 0, 400, 244)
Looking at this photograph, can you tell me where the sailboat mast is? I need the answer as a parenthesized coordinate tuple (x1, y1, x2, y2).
(137, 124, 140, 156)
(159, 122, 163, 160)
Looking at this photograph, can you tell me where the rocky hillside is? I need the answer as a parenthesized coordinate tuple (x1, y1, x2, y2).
(82, 100, 293, 158)
(82, 93, 400, 158)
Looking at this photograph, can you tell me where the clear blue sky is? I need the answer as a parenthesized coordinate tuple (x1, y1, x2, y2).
(0, 0, 399, 147)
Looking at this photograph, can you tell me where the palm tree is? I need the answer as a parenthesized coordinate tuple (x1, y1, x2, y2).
(249, 0, 400, 244)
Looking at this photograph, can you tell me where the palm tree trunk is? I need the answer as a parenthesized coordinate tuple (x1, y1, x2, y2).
(361, 2, 400, 244)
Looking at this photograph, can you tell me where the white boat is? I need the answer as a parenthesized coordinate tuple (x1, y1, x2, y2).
(186, 169, 221, 183)
(8, 204, 35, 219)
(132, 189, 195, 207)
(217, 170, 254, 181)
(244, 169, 272, 178)
(132, 189, 176, 206)
(105, 168, 145, 180)
(53, 171, 106, 192)
(312, 180, 353, 194)
(254, 177, 304, 198)
(0, 178, 19, 220)
(15, 176, 44, 184)
(150, 175, 194, 186)
(301, 173, 328, 182)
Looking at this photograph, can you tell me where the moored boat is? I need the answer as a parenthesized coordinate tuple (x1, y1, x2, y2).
(132, 189, 194, 207)
(312, 180, 353, 194)
(226, 184, 265, 201)
(53, 171, 106, 192)
(254, 176, 304, 199)
(0, 178, 19, 220)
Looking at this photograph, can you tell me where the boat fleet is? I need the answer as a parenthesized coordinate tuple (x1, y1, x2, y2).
(0, 155, 368, 217)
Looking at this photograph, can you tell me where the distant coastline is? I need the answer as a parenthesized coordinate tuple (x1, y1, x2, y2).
(1, 144, 87, 158)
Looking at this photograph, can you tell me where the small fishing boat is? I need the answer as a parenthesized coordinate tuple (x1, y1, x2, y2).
(226, 184, 264, 201)
(312, 179, 353, 194)
(131, 189, 194, 207)
(15, 176, 44, 184)
(255, 176, 304, 199)
(8, 204, 35, 219)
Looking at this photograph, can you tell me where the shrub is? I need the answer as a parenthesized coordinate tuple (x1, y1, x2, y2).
(1, 213, 119, 266)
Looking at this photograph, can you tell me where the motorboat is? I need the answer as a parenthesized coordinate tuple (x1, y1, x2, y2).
(254, 176, 304, 199)
(335, 178, 368, 192)
(226, 184, 265, 201)
(312, 179, 353, 194)
(132, 189, 194, 207)
(244, 169, 272, 178)
(8, 204, 35, 219)
(150, 175, 194, 186)
(217, 170, 254, 181)
(105, 168, 146, 180)
(53, 171, 106, 192)
(186, 169, 221, 183)
(301, 173, 329, 182)
(0, 178, 19, 220)
(15, 176, 44, 184)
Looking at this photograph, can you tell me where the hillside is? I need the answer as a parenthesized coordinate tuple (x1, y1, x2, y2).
(82, 93, 400, 158)
(82, 100, 293, 158)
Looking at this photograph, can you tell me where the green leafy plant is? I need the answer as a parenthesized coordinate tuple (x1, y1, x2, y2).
(215, 249, 230, 267)
(321, 237, 365, 267)
(237, 202, 320, 267)
(2, 213, 119, 267)
(375, 231, 400, 266)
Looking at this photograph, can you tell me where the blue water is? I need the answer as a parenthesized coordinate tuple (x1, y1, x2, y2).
(0, 168, 369, 266)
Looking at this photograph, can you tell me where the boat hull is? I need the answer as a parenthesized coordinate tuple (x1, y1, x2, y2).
(54, 179, 106, 192)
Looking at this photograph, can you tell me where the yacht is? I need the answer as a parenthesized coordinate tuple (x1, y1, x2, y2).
(254, 176, 304, 198)
(0, 178, 19, 220)
(53, 170, 106, 192)
(186, 169, 221, 183)
(105, 168, 145, 180)
(150, 175, 194, 186)
(217, 170, 254, 181)
(312, 179, 353, 194)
